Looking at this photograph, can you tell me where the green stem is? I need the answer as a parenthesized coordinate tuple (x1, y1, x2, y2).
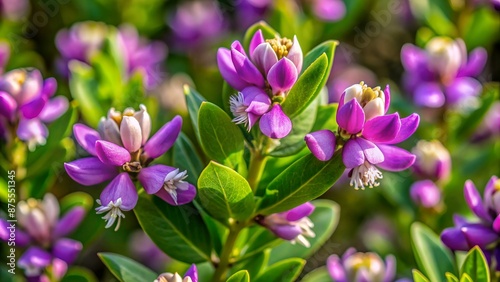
(247, 151, 268, 193)
(211, 226, 243, 282)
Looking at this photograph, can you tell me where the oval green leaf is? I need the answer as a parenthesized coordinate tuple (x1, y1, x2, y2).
(98, 253, 157, 282)
(226, 270, 250, 282)
(460, 246, 490, 282)
(254, 258, 305, 282)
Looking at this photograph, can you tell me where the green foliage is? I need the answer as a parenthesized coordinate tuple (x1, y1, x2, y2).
(243, 22, 279, 50)
(226, 270, 250, 282)
(98, 253, 157, 282)
(459, 246, 490, 282)
(61, 267, 99, 282)
(253, 258, 305, 282)
(413, 269, 431, 282)
(300, 267, 332, 282)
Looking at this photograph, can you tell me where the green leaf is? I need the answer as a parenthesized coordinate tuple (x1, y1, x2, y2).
(462, 8, 500, 49)
(459, 246, 490, 282)
(300, 267, 332, 282)
(254, 258, 305, 282)
(258, 152, 344, 215)
(460, 273, 473, 282)
(98, 253, 157, 282)
(231, 251, 269, 279)
(61, 266, 98, 282)
(59, 192, 94, 214)
(238, 227, 281, 260)
(312, 104, 339, 132)
(226, 270, 250, 282)
(173, 132, 205, 184)
(413, 269, 431, 282)
(184, 85, 206, 142)
(243, 21, 279, 50)
(198, 102, 246, 171)
(198, 162, 255, 225)
(134, 193, 212, 263)
(446, 272, 459, 282)
(268, 200, 340, 263)
(120, 70, 146, 109)
(411, 222, 457, 282)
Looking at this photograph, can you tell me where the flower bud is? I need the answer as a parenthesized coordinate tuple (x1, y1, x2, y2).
(425, 37, 464, 83)
(412, 140, 451, 181)
(98, 117, 123, 146)
(134, 104, 151, 145)
(17, 194, 61, 246)
(410, 180, 441, 209)
(120, 116, 142, 153)
(0, 68, 42, 105)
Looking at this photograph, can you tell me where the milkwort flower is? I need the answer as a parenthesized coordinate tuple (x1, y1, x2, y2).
(155, 264, 197, 282)
(217, 29, 303, 139)
(411, 140, 451, 182)
(0, 194, 85, 280)
(258, 202, 316, 247)
(305, 82, 420, 189)
(0, 66, 68, 150)
(410, 180, 442, 209)
(327, 248, 397, 282)
(441, 176, 500, 269)
(401, 37, 486, 110)
(64, 105, 196, 230)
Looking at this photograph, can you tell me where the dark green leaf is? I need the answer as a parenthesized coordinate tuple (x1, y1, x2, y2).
(198, 162, 255, 225)
(226, 270, 250, 282)
(198, 102, 246, 171)
(134, 193, 212, 263)
(300, 267, 332, 282)
(258, 152, 344, 215)
(254, 258, 305, 282)
(312, 104, 339, 132)
(184, 85, 206, 142)
(231, 251, 269, 279)
(243, 21, 279, 50)
(460, 246, 490, 282)
(61, 266, 98, 282)
(238, 227, 281, 260)
(173, 132, 205, 184)
(59, 192, 94, 214)
(98, 253, 157, 282)
(411, 222, 457, 282)
(413, 269, 431, 282)
(268, 200, 340, 263)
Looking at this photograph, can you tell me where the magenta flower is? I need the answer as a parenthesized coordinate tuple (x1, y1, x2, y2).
(306, 82, 420, 189)
(235, 0, 272, 30)
(410, 180, 442, 209)
(259, 202, 316, 247)
(0, 68, 68, 150)
(411, 140, 451, 181)
(155, 264, 197, 282)
(0, 194, 85, 279)
(64, 105, 196, 230)
(327, 248, 397, 282)
(310, 0, 346, 22)
(441, 176, 500, 269)
(217, 29, 303, 138)
(401, 37, 486, 109)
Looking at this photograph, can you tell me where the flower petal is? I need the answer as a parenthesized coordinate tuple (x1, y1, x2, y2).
(461, 224, 498, 248)
(458, 47, 487, 77)
(259, 104, 292, 139)
(216, 48, 249, 91)
(271, 224, 302, 240)
(337, 99, 365, 134)
(287, 35, 303, 73)
(242, 86, 271, 115)
(20, 95, 47, 119)
(143, 115, 182, 160)
(284, 202, 315, 221)
(414, 83, 445, 108)
(441, 227, 469, 251)
(376, 144, 415, 171)
(231, 43, 265, 87)
(383, 255, 396, 282)
(17, 119, 48, 147)
(356, 138, 384, 164)
(251, 43, 278, 75)
(327, 255, 347, 282)
(156, 182, 197, 206)
(0, 91, 17, 120)
(185, 264, 198, 282)
(64, 157, 118, 185)
(249, 29, 265, 57)
(464, 180, 491, 222)
(362, 113, 401, 143)
(42, 77, 57, 98)
(305, 130, 336, 161)
(52, 238, 82, 264)
(18, 247, 52, 270)
(95, 140, 131, 166)
(38, 96, 68, 123)
(267, 57, 298, 94)
(54, 206, 86, 238)
(381, 113, 420, 144)
(342, 139, 364, 168)
(444, 77, 482, 106)
(100, 173, 137, 210)
(73, 123, 101, 156)
(383, 84, 391, 114)
(0, 219, 30, 247)
(138, 165, 176, 194)
(120, 116, 142, 153)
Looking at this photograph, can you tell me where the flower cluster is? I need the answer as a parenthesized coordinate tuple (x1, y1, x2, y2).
(401, 37, 486, 109)
(155, 264, 197, 282)
(64, 105, 196, 230)
(0, 64, 68, 150)
(327, 248, 397, 282)
(441, 176, 500, 268)
(305, 82, 420, 189)
(0, 194, 85, 280)
(259, 202, 316, 247)
(56, 21, 167, 88)
(217, 29, 303, 139)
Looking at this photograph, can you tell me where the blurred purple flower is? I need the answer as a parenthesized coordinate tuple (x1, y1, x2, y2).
(218, 29, 303, 138)
(0, 194, 85, 279)
(259, 202, 316, 247)
(129, 230, 170, 271)
(168, 1, 226, 51)
(0, 68, 68, 150)
(310, 0, 346, 22)
(64, 105, 196, 230)
(410, 180, 442, 209)
(327, 248, 396, 282)
(441, 176, 500, 269)
(235, 0, 273, 30)
(472, 102, 500, 142)
(306, 82, 419, 189)
(401, 37, 486, 109)
(155, 264, 197, 282)
(0, 0, 29, 21)
(411, 140, 451, 181)
(0, 42, 10, 73)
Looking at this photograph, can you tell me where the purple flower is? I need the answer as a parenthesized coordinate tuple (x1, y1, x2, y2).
(155, 264, 198, 282)
(0, 0, 29, 21)
(401, 37, 486, 109)
(410, 180, 442, 209)
(0, 68, 68, 150)
(411, 140, 451, 181)
(0, 194, 85, 278)
(64, 105, 196, 230)
(259, 202, 316, 247)
(441, 176, 500, 269)
(310, 0, 346, 22)
(327, 248, 396, 282)
(306, 82, 420, 189)
(235, 0, 273, 30)
(218, 29, 303, 138)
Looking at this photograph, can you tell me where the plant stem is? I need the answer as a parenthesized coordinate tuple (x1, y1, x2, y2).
(247, 151, 268, 193)
(211, 225, 243, 282)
